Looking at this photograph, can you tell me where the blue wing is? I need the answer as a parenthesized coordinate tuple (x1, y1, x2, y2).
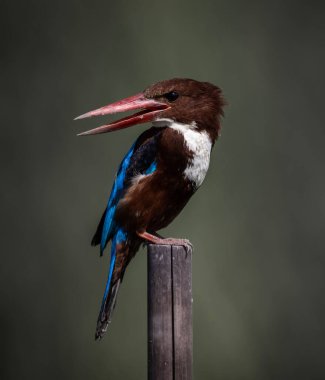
(99, 143, 136, 254)
(92, 128, 161, 253)
(92, 128, 161, 322)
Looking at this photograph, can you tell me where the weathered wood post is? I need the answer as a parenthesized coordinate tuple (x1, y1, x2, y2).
(148, 244, 193, 380)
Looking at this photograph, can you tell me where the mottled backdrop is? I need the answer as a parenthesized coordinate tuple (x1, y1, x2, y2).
(1, 1, 325, 379)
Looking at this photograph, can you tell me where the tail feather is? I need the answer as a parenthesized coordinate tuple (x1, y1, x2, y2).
(95, 228, 137, 340)
(95, 230, 122, 340)
(95, 279, 121, 340)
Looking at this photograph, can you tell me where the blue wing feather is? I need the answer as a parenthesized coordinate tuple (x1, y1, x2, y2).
(99, 129, 160, 254)
(100, 143, 136, 253)
(145, 161, 157, 174)
(96, 129, 161, 325)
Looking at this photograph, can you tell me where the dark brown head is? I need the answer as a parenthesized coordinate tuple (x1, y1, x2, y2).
(75, 78, 225, 142)
(144, 78, 225, 142)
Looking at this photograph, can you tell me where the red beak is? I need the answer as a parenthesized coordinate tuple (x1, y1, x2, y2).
(75, 93, 169, 136)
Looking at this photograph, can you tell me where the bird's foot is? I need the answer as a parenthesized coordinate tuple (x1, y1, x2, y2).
(137, 231, 193, 254)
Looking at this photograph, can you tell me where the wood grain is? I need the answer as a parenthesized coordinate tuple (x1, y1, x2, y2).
(172, 245, 193, 380)
(148, 244, 193, 380)
(148, 244, 173, 380)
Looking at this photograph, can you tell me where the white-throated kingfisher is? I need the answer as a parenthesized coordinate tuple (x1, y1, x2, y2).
(75, 78, 225, 340)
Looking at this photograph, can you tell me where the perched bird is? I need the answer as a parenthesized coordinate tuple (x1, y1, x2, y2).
(75, 78, 225, 340)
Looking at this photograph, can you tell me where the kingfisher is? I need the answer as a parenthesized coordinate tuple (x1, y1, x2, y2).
(75, 78, 225, 340)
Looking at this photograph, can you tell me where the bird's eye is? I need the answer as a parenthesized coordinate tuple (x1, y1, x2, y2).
(164, 91, 179, 102)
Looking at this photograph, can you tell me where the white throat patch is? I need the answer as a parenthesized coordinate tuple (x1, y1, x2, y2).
(153, 118, 212, 188)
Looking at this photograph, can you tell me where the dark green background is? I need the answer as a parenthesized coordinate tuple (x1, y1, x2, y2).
(1, 1, 325, 379)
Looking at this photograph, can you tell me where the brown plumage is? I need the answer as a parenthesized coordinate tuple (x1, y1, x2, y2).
(76, 78, 225, 339)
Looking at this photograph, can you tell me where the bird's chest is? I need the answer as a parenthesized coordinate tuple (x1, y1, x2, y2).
(159, 124, 212, 189)
(182, 129, 212, 188)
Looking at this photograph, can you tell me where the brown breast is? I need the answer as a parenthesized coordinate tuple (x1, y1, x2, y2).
(115, 128, 195, 233)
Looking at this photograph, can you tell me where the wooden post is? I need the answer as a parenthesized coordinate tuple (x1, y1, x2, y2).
(148, 244, 193, 380)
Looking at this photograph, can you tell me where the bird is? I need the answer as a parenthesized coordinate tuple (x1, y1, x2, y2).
(75, 78, 225, 340)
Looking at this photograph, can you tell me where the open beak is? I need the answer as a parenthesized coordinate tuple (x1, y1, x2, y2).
(75, 93, 170, 136)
